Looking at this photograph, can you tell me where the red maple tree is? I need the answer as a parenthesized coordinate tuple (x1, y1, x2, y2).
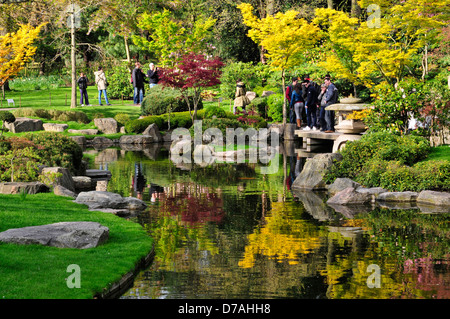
(159, 52, 224, 123)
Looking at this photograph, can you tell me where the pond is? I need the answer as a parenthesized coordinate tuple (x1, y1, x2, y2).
(84, 143, 449, 299)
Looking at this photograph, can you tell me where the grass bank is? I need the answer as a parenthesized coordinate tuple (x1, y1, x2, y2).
(0, 193, 153, 299)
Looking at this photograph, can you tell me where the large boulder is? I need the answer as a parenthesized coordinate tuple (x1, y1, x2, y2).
(378, 191, 418, 202)
(43, 123, 68, 132)
(40, 167, 75, 192)
(0, 222, 109, 249)
(72, 176, 93, 191)
(327, 187, 373, 205)
(5, 117, 43, 133)
(0, 182, 49, 195)
(68, 129, 99, 135)
(94, 118, 119, 135)
(142, 123, 162, 142)
(292, 153, 343, 190)
(417, 190, 450, 206)
(119, 135, 154, 145)
(328, 178, 361, 196)
(74, 191, 147, 211)
(53, 185, 77, 199)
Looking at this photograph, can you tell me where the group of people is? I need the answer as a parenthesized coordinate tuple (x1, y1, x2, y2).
(130, 61, 159, 106)
(286, 74, 338, 133)
(76, 62, 159, 107)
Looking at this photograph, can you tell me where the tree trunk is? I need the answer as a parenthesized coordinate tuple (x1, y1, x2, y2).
(327, 0, 334, 9)
(282, 69, 286, 125)
(124, 36, 131, 63)
(351, 0, 361, 17)
(70, 14, 77, 109)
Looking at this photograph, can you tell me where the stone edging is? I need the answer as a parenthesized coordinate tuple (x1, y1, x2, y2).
(94, 243, 155, 299)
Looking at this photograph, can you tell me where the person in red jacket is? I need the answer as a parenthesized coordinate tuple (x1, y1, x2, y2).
(285, 76, 298, 124)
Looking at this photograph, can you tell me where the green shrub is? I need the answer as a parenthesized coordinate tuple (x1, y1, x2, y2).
(114, 113, 131, 126)
(107, 63, 134, 100)
(249, 97, 268, 118)
(125, 116, 165, 134)
(204, 105, 227, 119)
(24, 132, 83, 175)
(141, 86, 203, 116)
(267, 93, 284, 122)
(12, 108, 90, 124)
(0, 111, 15, 136)
(324, 131, 432, 184)
(0, 147, 42, 182)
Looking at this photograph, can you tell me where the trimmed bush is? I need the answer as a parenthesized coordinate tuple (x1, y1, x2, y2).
(125, 116, 165, 134)
(204, 105, 227, 119)
(267, 93, 284, 122)
(141, 86, 203, 116)
(12, 108, 90, 124)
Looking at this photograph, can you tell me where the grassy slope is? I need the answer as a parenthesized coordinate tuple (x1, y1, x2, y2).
(0, 193, 153, 299)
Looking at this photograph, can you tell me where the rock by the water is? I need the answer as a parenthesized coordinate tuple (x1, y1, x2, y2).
(68, 129, 98, 135)
(328, 178, 361, 196)
(74, 191, 147, 211)
(41, 167, 75, 192)
(292, 153, 343, 190)
(327, 187, 373, 205)
(142, 123, 162, 142)
(94, 118, 119, 135)
(378, 191, 418, 202)
(417, 190, 450, 207)
(0, 222, 109, 249)
(119, 135, 154, 145)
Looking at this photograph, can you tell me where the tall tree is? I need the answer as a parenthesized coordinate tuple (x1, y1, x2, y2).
(159, 52, 224, 122)
(0, 23, 45, 97)
(238, 3, 320, 124)
(133, 9, 216, 68)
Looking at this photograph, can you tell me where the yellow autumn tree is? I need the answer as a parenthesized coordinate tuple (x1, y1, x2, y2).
(238, 3, 321, 124)
(314, 0, 449, 89)
(0, 24, 45, 89)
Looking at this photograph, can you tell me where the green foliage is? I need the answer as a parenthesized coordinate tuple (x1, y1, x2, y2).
(219, 62, 272, 99)
(324, 131, 431, 180)
(106, 63, 134, 100)
(114, 113, 131, 126)
(12, 108, 90, 124)
(249, 96, 268, 118)
(368, 78, 425, 133)
(125, 115, 164, 134)
(141, 86, 203, 116)
(204, 105, 227, 119)
(24, 132, 83, 175)
(0, 147, 42, 182)
(266, 93, 284, 122)
(9, 75, 67, 91)
(0, 111, 15, 136)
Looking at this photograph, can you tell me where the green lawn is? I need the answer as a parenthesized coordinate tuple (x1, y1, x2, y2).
(423, 145, 450, 162)
(0, 193, 153, 299)
(1, 86, 142, 119)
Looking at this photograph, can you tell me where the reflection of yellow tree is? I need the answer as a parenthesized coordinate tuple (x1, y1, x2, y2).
(239, 202, 325, 268)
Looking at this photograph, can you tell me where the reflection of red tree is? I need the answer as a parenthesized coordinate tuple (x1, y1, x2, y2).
(403, 255, 450, 299)
(160, 187, 225, 226)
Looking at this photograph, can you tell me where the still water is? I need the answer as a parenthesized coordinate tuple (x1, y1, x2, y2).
(86, 145, 449, 299)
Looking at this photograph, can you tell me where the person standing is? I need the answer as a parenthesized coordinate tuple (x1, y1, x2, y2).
(77, 72, 91, 106)
(286, 77, 298, 124)
(303, 80, 318, 131)
(323, 76, 338, 133)
(233, 79, 251, 114)
(132, 62, 147, 105)
(290, 83, 304, 128)
(94, 66, 111, 106)
(147, 63, 159, 88)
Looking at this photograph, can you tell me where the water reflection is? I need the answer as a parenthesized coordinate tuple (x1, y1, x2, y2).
(84, 145, 449, 299)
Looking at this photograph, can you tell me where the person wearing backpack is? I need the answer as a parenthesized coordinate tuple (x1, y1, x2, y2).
(323, 76, 338, 133)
